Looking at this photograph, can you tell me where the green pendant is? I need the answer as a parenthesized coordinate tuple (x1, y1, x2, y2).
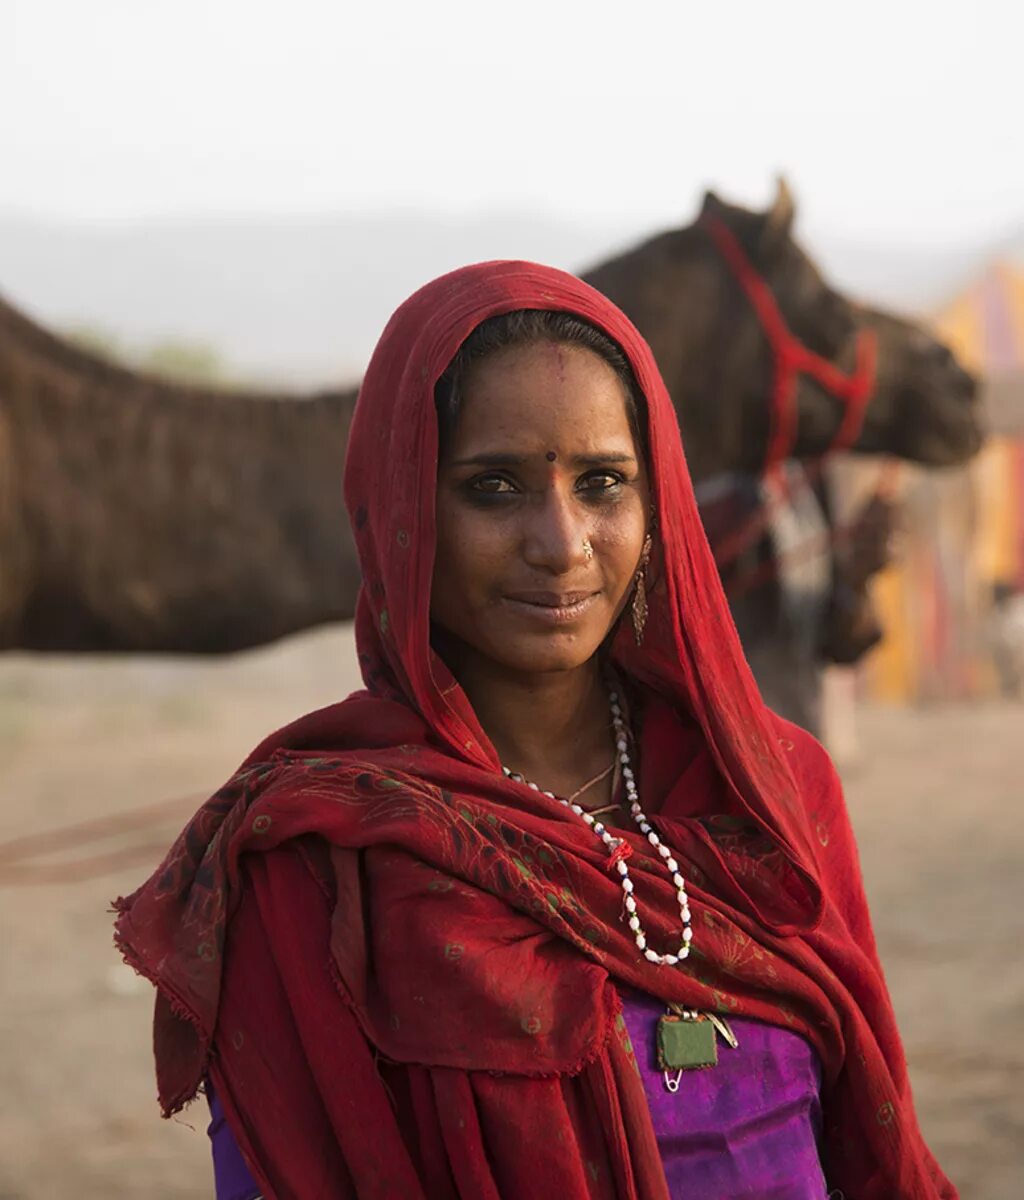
(657, 1014, 718, 1071)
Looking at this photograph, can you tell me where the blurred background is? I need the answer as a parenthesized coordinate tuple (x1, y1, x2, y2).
(1, 1, 1021, 1196)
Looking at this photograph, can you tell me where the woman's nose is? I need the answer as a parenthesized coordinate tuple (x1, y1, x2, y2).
(521, 489, 589, 575)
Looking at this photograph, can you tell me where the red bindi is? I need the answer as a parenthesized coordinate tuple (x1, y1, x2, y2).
(546, 451, 557, 462)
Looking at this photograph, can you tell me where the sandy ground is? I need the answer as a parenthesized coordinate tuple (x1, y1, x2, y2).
(0, 624, 1020, 1199)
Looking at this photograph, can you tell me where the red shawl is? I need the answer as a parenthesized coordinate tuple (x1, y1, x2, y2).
(114, 262, 954, 1199)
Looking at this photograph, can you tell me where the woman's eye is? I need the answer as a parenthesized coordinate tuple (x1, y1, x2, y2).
(471, 474, 518, 495)
(578, 471, 625, 493)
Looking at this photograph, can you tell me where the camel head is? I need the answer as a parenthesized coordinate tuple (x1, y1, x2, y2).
(700, 179, 857, 366)
(656, 181, 980, 474)
(688, 180, 869, 475)
(583, 179, 863, 478)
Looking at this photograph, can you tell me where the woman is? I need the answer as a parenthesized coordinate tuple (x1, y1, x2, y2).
(114, 261, 954, 1199)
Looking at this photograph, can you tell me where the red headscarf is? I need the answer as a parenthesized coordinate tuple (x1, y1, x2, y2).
(114, 262, 954, 1199)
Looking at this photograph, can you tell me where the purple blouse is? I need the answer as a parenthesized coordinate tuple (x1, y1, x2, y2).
(207, 991, 826, 1199)
(207, 1085, 262, 1200)
(619, 990, 826, 1198)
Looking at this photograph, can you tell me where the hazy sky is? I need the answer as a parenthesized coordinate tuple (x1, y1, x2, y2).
(4, 0, 1022, 245)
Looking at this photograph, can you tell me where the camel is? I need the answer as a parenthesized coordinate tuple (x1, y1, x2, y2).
(0, 183, 980, 655)
(692, 299, 981, 734)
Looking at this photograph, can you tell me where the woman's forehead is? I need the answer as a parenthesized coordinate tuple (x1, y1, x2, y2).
(449, 344, 637, 457)
(460, 342, 630, 415)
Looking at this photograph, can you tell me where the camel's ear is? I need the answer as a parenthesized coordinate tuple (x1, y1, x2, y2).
(700, 189, 727, 220)
(760, 175, 796, 253)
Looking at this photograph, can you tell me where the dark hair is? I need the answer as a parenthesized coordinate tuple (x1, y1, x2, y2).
(434, 310, 648, 459)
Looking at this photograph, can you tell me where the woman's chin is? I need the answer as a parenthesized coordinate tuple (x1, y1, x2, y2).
(486, 631, 607, 677)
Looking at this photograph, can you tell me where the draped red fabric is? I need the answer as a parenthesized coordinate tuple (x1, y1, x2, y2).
(114, 261, 955, 1198)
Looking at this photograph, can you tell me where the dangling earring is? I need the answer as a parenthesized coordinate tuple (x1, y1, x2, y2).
(631, 534, 653, 645)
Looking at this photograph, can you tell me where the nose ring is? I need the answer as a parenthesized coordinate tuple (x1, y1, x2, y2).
(582, 538, 594, 562)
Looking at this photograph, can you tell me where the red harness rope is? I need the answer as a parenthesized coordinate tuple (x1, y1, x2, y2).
(703, 215, 878, 478)
(699, 215, 883, 577)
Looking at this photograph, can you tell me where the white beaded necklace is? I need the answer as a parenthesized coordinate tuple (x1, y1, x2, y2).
(501, 689, 694, 966)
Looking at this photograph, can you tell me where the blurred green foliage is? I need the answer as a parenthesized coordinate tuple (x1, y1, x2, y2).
(63, 324, 227, 385)
(138, 339, 225, 385)
(62, 323, 124, 364)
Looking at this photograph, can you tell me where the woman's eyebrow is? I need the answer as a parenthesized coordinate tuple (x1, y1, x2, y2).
(449, 451, 637, 468)
(571, 452, 637, 467)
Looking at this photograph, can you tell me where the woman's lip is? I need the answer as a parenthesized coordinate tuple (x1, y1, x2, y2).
(505, 590, 594, 606)
(500, 592, 600, 624)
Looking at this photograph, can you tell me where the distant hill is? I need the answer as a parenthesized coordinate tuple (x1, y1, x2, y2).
(0, 208, 1007, 387)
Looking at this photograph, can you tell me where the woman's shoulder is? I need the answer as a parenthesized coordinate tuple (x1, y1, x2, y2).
(238, 691, 430, 768)
(766, 712, 842, 806)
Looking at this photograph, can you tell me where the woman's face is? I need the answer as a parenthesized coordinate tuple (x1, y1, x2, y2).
(432, 340, 650, 677)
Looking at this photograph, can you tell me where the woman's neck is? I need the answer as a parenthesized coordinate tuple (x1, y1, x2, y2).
(453, 655, 615, 795)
